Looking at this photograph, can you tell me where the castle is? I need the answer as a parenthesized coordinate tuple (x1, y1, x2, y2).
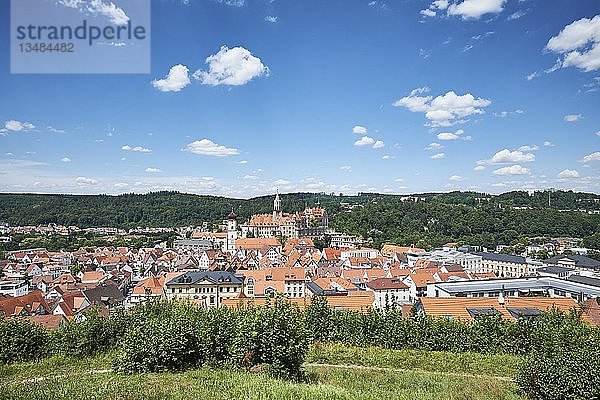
(240, 193, 328, 239)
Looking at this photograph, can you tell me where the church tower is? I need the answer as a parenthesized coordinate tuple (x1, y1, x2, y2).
(273, 191, 282, 223)
(226, 208, 237, 254)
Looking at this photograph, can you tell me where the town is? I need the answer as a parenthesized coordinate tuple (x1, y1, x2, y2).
(2, 193, 599, 329)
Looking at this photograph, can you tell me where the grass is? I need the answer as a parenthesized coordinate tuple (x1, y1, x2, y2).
(0, 345, 524, 400)
(307, 343, 522, 378)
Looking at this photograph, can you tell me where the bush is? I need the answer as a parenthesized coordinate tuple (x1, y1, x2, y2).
(51, 307, 130, 357)
(0, 318, 49, 364)
(516, 340, 600, 400)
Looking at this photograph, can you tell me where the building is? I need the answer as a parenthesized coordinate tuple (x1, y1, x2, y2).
(417, 296, 580, 322)
(0, 280, 28, 297)
(366, 277, 410, 309)
(173, 239, 215, 252)
(473, 252, 536, 278)
(543, 254, 600, 272)
(427, 276, 600, 301)
(241, 193, 328, 239)
(164, 271, 244, 308)
(226, 209, 238, 254)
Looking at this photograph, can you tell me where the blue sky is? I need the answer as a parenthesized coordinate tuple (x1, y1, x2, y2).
(0, 0, 599, 197)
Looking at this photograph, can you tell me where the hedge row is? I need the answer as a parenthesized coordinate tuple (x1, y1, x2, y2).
(1, 296, 599, 399)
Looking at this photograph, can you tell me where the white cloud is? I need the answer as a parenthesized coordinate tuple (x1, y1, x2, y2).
(447, 0, 506, 20)
(193, 46, 269, 86)
(518, 145, 539, 151)
(5, 120, 35, 132)
(47, 126, 65, 133)
(122, 145, 151, 153)
(546, 15, 600, 72)
(437, 129, 466, 140)
(354, 136, 375, 147)
(114, 182, 129, 189)
(558, 169, 580, 178)
(352, 125, 368, 134)
(382, 155, 393, 160)
(449, 175, 464, 181)
(184, 139, 240, 156)
(152, 64, 191, 92)
(596, 130, 600, 137)
(264, 16, 277, 23)
(372, 140, 385, 149)
(340, 165, 352, 171)
(582, 151, 600, 162)
(242, 175, 257, 180)
(273, 179, 291, 186)
(430, 152, 446, 159)
(493, 165, 530, 175)
(507, 10, 526, 21)
(474, 165, 486, 171)
(58, 0, 130, 25)
(425, 142, 444, 150)
(61, 157, 71, 163)
(526, 71, 540, 81)
(393, 89, 491, 127)
(564, 114, 582, 122)
(145, 168, 161, 173)
(420, 9, 436, 17)
(75, 176, 98, 185)
(543, 141, 554, 147)
(484, 149, 536, 164)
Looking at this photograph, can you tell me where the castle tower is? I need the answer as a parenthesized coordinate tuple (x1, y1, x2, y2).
(226, 208, 237, 253)
(273, 191, 282, 223)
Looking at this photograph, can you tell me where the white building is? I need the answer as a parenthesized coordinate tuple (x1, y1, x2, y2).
(0, 280, 29, 297)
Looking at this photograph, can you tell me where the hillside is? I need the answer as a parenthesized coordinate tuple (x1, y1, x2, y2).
(1, 190, 600, 250)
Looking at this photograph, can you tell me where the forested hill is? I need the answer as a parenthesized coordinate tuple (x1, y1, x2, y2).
(1, 190, 599, 249)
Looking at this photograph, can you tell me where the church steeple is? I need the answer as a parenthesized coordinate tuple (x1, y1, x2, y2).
(273, 190, 282, 222)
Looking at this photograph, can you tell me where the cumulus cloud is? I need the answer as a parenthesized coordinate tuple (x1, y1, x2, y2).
(518, 145, 540, 152)
(449, 175, 463, 181)
(75, 176, 98, 185)
(480, 149, 536, 165)
(558, 169, 580, 178)
(58, 0, 130, 25)
(447, 0, 506, 19)
(354, 136, 375, 147)
(273, 179, 291, 186)
(152, 64, 191, 92)
(372, 140, 385, 149)
(113, 182, 129, 189)
(352, 125, 368, 134)
(425, 142, 444, 150)
(145, 167, 161, 173)
(582, 151, 600, 162)
(564, 114, 582, 122)
(122, 145, 151, 153)
(546, 15, 600, 72)
(193, 46, 269, 86)
(437, 129, 470, 141)
(393, 88, 491, 127)
(340, 165, 352, 171)
(493, 165, 530, 175)
(264, 16, 277, 23)
(474, 165, 485, 171)
(61, 157, 71, 163)
(4, 120, 35, 132)
(184, 139, 240, 156)
(430, 152, 446, 159)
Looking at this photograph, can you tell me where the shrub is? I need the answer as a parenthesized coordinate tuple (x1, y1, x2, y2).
(0, 318, 49, 364)
(51, 307, 130, 357)
(516, 339, 600, 400)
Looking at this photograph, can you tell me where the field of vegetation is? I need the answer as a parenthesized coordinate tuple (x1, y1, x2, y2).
(1, 298, 600, 399)
(0, 344, 523, 400)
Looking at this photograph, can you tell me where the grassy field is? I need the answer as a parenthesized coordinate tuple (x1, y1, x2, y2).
(0, 344, 524, 400)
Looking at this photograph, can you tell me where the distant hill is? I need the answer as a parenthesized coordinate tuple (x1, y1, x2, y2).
(1, 190, 599, 249)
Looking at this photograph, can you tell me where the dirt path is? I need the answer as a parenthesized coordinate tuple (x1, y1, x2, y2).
(304, 362, 514, 382)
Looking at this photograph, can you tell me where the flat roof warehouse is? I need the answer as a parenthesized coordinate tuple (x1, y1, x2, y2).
(15, 20, 146, 46)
